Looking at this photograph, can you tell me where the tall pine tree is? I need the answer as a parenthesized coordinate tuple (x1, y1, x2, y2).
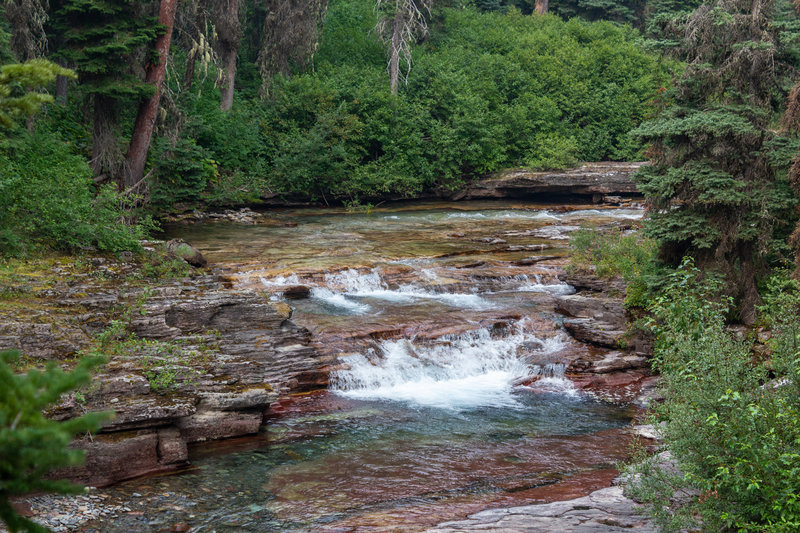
(54, 0, 159, 182)
(633, 0, 795, 323)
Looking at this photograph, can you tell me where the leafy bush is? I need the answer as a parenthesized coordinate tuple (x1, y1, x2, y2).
(144, 2, 669, 210)
(628, 260, 800, 531)
(568, 227, 660, 307)
(148, 89, 271, 210)
(0, 131, 154, 256)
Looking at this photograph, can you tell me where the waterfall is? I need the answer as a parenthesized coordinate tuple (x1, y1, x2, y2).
(331, 321, 570, 410)
(515, 274, 576, 295)
(311, 268, 493, 311)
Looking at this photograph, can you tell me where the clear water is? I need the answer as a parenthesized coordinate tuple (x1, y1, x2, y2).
(87, 201, 644, 532)
(96, 391, 635, 532)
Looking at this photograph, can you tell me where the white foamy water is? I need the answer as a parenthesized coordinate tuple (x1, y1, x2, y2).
(321, 269, 493, 310)
(377, 207, 644, 223)
(324, 269, 385, 293)
(331, 323, 568, 410)
(529, 363, 576, 395)
(444, 210, 559, 221)
(516, 274, 576, 295)
(487, 274, 575, 296)
(561, 209, 644, 220)
(310, 287, 371, 314)
(259, 273, 301, 287)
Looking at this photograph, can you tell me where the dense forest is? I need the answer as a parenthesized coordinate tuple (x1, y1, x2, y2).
(0, 0, 697, 255)
(4, 0, 800, 531)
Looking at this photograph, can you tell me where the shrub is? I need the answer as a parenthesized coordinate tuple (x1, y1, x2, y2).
(0, 131, 153, 256)
(145, 2, 670, 210)
(212, 3, 671, 204)
(568, 227, 660, 307)
(628, 260, 800, 531)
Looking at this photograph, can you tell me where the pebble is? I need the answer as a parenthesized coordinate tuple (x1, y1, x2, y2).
(0, 491, 129, 533)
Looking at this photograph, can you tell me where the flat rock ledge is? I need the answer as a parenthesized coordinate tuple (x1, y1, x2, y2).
(426, 486, 655, 533)
(453, 162, 644, 202)
(0, 261, 329, 488)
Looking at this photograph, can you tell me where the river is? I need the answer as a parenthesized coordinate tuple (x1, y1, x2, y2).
(86, 200, 644, 532)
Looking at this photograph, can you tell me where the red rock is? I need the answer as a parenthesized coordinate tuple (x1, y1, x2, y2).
(10, 500, 33, 517)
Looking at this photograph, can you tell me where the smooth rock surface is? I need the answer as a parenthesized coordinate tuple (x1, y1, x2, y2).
(453, 162, 644, 201)
(427, 486, 655, 532)
(165, 239, 207, 268)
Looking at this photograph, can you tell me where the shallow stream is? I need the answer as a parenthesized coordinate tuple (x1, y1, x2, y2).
(91, 201, 644, 532)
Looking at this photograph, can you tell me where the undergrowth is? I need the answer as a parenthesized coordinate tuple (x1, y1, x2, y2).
(568, 227, 661, 308)
(625, 260, 800, 532)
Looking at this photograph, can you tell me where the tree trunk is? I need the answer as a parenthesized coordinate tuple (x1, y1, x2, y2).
(219, 44, 237, 111)
(389, 1, 402, 96)
(738, 242, 761, 325)
(91, 93, 121, 182)
(535, 0, 548, 14)
(55, 76, 68, 104)
(124, 0, 178, 191)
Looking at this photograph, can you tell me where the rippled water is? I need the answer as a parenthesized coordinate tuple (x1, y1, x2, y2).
(88, 201, 644, 532)
(96, 391, 635, 532)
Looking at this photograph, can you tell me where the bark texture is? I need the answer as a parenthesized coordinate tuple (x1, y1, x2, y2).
(213, 0, 241, 111)
(124, 0, 178, 191)
(376, 0, 431, 95)
(91, 94, 123, 182)
(219, 43, 238, 111)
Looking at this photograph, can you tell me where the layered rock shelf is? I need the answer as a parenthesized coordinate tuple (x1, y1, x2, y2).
(0, 261, 328, 487)
(453, 162, 645, 202)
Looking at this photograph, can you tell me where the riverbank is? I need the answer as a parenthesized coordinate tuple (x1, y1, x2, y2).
(162, 162, 645, 218)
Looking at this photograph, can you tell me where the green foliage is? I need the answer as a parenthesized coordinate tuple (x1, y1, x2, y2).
(0, 130, 154, 256)
(0, 350, 110, 533)
(147, 0, 670, 211)
(224, 2, 670, 204)
(1, 0, 672, 215)
(631, 0, 797, 322)
(568, 227, 660, 307)
(53, 0, 159, 100)
(628, 260, 800, 531)
(551, 0, 641, 24)
(147, 89, 271, 211)
(471, 0, 703, 27)
(0, 60, 75, 128)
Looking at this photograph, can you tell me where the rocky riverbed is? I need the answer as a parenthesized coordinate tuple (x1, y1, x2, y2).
(2, 163, 662, 531)
(0, 250, 329, 487)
